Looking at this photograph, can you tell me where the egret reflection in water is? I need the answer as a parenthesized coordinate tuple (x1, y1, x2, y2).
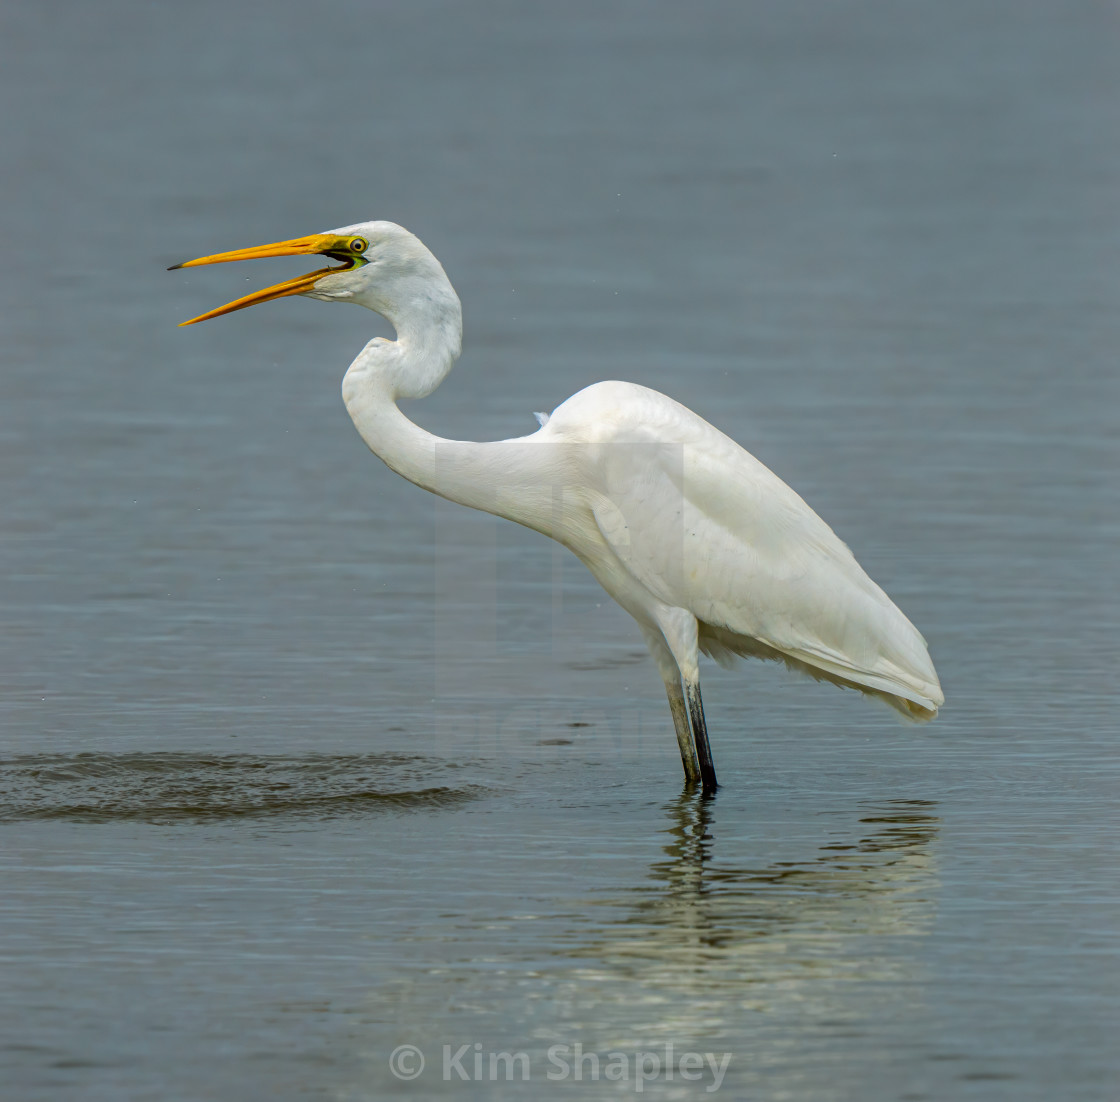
(360, 797, 941, 1093)
(557, 798, 940, 1025)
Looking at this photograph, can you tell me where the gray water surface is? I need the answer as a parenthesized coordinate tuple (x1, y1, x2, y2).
(1, 2, 1118, 1099)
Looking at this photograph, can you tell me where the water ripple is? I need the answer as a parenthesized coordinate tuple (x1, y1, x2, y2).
(0, 753, 487, 823)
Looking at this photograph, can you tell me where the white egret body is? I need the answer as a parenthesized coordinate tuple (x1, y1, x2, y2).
(171, 220, 943, 794)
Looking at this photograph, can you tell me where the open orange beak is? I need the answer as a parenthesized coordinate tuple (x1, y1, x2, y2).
(169, 233, 361, 326)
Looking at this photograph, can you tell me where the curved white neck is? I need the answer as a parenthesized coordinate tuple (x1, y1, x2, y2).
(339, 260, 463, 474)
(357, 268, 463, 401)
(343, 349, 562, 538)
(338, 272, 570, 543)
(341, 335, 465, 496)
(339, 288, 535, 522)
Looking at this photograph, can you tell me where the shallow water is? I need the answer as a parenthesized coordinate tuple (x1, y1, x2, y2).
(1, 1, 1118, 1099)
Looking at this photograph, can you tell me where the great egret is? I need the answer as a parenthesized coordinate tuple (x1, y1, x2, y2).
(170, 220, 943, 795)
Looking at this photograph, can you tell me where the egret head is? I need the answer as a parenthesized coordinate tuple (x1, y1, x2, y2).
(169, 220, 457, 327)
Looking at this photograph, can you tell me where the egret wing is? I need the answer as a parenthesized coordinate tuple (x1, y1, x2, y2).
(569, 386, 942, 711)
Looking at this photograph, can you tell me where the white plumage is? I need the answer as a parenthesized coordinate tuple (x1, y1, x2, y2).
(539, 380, 941, 716)
(172, 219, 943, 794)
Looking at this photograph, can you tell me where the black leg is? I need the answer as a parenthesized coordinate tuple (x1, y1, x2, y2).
(666, 683, 700, 784)
(685, 681, 718, 795)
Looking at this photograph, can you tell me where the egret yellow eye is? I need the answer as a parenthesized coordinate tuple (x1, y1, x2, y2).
(351, 237, 368, 253)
